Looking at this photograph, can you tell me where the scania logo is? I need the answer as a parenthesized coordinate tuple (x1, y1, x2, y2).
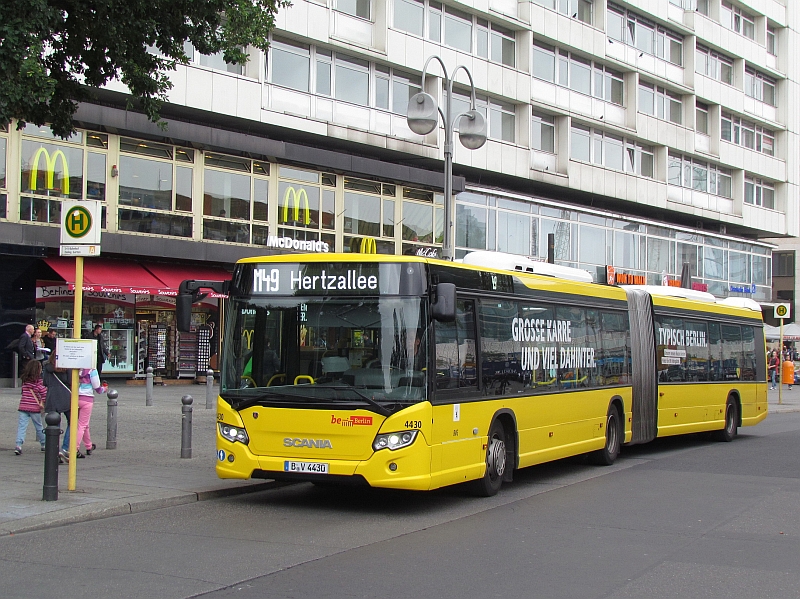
(284, 438, 333, 449)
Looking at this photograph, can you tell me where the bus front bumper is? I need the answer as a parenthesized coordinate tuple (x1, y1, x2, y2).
(216, 438, 433, 491)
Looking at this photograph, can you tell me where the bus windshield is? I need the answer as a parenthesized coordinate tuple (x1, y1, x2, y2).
(220, 296, 428, 414)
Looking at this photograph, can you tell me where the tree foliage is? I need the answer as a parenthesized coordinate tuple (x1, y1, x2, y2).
(0, 0, 289, 138)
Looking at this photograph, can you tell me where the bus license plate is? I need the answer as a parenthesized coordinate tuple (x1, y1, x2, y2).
(284, 461, 329, 474)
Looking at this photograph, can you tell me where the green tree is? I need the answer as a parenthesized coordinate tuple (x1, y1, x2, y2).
(0, 0, 289, 138)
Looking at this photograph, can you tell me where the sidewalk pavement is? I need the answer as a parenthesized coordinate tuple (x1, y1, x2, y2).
(2, 382, 799, 536)
(1, 382, 276, 536)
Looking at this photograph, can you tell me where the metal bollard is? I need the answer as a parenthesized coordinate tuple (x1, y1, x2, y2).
(12, 351, 19, 389)
(206, 369, 215, 409)
(43, 412, 61, 501)
(145, 366, 153, 406)
(106, 390, 118, 449)
(181, 395, 193, 459)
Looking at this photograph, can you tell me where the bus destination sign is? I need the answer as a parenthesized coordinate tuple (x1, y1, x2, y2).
(252, 264, 384, 296)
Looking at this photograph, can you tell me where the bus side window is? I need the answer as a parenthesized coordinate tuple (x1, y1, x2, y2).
(721, 324, 743, 381)
(434, 299, 478, 392)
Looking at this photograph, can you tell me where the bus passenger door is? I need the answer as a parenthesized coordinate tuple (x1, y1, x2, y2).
(430, 299, 484, 488)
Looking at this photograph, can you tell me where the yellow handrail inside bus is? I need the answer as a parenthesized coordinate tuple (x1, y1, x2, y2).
(294, 375, 315, 385)
(241, 375, 256, 387)
(266, 374, 286, 387)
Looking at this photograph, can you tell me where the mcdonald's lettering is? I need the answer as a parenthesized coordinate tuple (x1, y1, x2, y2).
(281, 187, 311, 225)
(359, 237, 377, 254)
(29, 147, 70, 196)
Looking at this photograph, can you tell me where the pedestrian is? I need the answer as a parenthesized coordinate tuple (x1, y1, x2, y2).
(782, 355, 794, 391)
(17, 324, 35, 372)
(42, 328, 57, 354)
(33, 327, 47, 362)
(91, 324, 110, 377)
(74, 367, 107, 457)
(42, 352, 72, 464)
(14, 360, 47, 455)
(768, 350, 779, 390)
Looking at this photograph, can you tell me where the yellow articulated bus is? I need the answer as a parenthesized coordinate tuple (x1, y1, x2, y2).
(177, 251, 767, 496)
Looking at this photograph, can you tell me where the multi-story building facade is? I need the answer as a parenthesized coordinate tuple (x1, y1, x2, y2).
(0, 0, 795, 381)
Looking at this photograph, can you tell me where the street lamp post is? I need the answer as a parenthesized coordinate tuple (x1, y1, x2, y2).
(407, 56, 487, 261)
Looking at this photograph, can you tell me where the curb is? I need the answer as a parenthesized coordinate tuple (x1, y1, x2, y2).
(0, 480, 282, 537)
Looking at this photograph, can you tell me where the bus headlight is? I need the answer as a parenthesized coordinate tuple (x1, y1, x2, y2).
(219, 423, 249, 445)
(373, 430, 418, 451)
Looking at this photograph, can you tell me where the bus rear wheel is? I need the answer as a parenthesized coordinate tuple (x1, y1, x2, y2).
(591, 404, 621, 465)
(716, 397, 738, 442)
(470, 420, 507, 497)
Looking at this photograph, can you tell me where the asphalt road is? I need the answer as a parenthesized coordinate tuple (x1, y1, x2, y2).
(2, 413, 799, 599)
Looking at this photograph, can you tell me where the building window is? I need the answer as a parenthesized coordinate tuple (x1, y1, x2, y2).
(184, 43, 245, 76)
(607, 4, 683, 66)
(394, 1, 515, 66)
(773, 252, 794, 277)
(533, 0, 593, 25)
(695, 45, 733, 85)
(639, 82, 682, 124)
(0, 135, 6, 190)
(394, 0, 424, 36)
(336, 0, 371, 20)
(696, 102, 709, 135)
(269, 38, 311, 92)
(452, 89, 515, 143)
(476, 21, 515, 67)
(744, 176, 776, 209)
(375, 68, 422, 115)
(767, 26, 777, 56)
(444, 6, 472, 53)
(721, 113, 775, 155)
(532, 111, 555, 153)
(533, 42, 623, 105)
(668, 153, 732, 198)
(401, 187, 443, 255)
(570, 124, 653, 177)
(745, 67, 777, 106)
(721, 1, 755, 40)
(669, 0, 708, 14)
(116, 137, 194, 237)
(343, 178, 396, 254)
(18, 124, 109, 224)
(275, 166, 336, 250)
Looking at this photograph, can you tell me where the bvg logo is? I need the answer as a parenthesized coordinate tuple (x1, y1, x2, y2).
(29, 147, 71, 196)
(281, 187, 311, 225)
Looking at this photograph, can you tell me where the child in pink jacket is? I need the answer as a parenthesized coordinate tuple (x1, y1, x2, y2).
(72, 368, 107, 457)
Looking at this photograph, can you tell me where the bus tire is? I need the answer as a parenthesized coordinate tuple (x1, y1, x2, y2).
(716, 397, 738, 442)
(591, 404, 621, 466)
(470, 419, 507, 497)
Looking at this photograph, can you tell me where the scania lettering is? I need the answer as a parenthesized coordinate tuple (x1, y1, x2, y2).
(178, 252, 767, 497)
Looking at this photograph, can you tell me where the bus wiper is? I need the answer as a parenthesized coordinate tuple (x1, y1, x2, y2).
(328, 385, 392, 417)
(225, 388, 332, 410)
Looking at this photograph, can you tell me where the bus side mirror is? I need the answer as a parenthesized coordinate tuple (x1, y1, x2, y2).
(176, 293, 194, 333)
(432, 283, 456, 322)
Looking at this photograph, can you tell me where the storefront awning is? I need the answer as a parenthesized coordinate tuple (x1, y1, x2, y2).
(44, 258, 230, 297)
(45, 257, 167, 295)
(142, 263, 230, 298)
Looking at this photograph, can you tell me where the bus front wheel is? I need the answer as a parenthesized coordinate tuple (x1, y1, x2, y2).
(591, 404, 621, 465)
(470, 420, 507, 497)
(716, 397, 738, 442)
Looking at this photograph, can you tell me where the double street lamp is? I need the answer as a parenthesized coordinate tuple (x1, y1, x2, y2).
(407, 56, 487, 261)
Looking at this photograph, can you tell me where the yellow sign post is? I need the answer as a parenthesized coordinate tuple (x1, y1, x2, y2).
(775, 303, 791, 406)
(59, 200, 102, 490)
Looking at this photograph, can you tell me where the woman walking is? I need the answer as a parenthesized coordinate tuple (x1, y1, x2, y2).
(42, 352, 72, 463)
(14, 360, 47, 455)
(768, 350, 779, 390)
(74, 367, 107, 457)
